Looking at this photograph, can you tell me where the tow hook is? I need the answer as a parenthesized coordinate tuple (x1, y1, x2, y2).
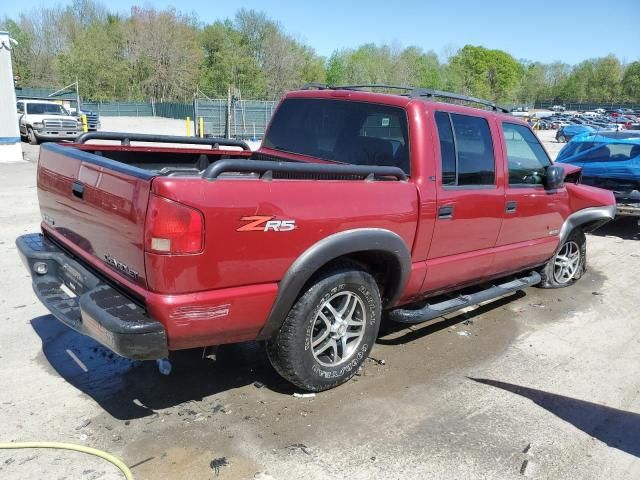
(156, 358, 172, 375)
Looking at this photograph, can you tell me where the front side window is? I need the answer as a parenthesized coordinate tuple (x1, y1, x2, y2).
(502, 123, 551, 185)
(263, 98, 410, 174)
(434, 111, 496, 186)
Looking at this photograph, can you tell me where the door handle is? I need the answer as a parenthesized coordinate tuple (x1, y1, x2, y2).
(505, 201, 517, 213)
(72, 181, 85, 199)
(438, 205, 454, 219)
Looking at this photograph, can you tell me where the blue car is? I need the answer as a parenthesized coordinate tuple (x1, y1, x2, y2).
(556, 132, 640, 216)
(555, 124, 595, 143)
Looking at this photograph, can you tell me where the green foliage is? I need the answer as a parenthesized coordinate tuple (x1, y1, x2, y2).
(448, 45, 523, 102)
(622, 62, 640, 102)
(1, 1, 639, 104)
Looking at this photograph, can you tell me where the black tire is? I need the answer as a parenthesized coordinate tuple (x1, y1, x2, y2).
(266, 266, 381, 391)
(27, 127, 39, 145)
(538, 230, 586, 288)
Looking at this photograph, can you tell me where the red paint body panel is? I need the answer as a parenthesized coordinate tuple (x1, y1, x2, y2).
(148, 177, 418, 293)
(33, 90, 617, 351)
(38, 146, 152, 288)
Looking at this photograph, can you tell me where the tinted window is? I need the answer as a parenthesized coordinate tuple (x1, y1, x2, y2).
(434, 111, 456, 185)
(435, 112, 495, 186)
(502, 123, 551, 185)
(451, 114, 495, 185)
(17, 102, 24, 114)
(263, 98, 410, 173)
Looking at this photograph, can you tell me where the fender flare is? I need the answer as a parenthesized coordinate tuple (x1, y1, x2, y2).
(558, 205, 616, 247)
(257, 228, 412, 340)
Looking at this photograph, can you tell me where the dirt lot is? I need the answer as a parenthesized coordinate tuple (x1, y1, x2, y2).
(1, 126, 639, 480)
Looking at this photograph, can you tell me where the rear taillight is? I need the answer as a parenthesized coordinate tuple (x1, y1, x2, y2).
(145, 194, 204, 254)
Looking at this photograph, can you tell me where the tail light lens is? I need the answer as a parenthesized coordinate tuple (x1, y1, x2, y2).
(145, 194, 204, 254)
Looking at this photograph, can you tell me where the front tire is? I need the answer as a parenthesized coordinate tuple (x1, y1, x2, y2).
(538, 230, 586, 288)
(27, 127, 40, 145)
(267, 266, 381, 391)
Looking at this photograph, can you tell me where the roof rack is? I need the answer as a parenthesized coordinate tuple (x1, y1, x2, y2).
(300, 83, 511, 114)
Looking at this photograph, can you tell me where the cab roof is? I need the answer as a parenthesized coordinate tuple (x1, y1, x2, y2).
(285, 83, 516, 122)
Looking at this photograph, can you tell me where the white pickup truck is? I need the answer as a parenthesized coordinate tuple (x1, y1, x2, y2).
(17, 99, 80, 145)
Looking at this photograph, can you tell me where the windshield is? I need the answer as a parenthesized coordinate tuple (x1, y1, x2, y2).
(263, 98, 410, 174)
(26, 103, 69, 115)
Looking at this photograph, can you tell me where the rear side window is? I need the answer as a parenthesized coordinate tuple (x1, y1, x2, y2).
(502, 123, 551, 185)
(17, 102, 24, 114)
(434, 111, 495, 186)
(263, 98, 410, 174)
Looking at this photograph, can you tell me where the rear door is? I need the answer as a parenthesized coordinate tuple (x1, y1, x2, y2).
(422, 111, 504, 293)
(37, 144, 153, 287)
(493, 122, 568, 274)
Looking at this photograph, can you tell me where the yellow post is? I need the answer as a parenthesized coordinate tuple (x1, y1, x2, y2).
(186, 116, 191, 137)
(81, 114, 88, 133)
(199, 117, 204, 138)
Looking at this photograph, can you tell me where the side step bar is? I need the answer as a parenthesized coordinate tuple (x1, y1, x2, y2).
(388, 271, 541, 324)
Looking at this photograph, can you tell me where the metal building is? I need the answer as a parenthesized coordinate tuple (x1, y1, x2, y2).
(0, 31, 22, 163)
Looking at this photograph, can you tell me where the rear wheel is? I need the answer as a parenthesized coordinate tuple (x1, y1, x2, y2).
(267, 266, 381, 391)
(538, 230, 586, 288)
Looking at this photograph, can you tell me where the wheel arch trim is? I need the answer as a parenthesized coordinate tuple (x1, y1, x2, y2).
(257, 228, 412, 340)
(558, 205, 616, 247)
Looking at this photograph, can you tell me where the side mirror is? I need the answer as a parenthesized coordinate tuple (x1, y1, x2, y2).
(545, 165, 565, 190)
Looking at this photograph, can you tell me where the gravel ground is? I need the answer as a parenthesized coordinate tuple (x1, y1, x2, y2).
(1, 124, 639, 480)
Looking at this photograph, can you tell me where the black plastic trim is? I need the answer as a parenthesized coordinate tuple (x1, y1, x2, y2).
(16, 233, 168, 360)
(388, 271, 541, 324)
(558, 205, 616, 246)
(75, 131, 251, 151)
(257, 228, 412, 340)
(203, 159, 407, 181)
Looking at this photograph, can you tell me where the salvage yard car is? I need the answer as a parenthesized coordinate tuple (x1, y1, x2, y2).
(556, 131, 640, 217)
(17, 85, 616, 391)
(17, 99, 81, 145)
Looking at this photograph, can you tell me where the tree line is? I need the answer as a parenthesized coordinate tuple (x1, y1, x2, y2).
(3, 0, 639, 104)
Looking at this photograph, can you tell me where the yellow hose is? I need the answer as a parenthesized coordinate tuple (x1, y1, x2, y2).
(0, 442, 133, 480)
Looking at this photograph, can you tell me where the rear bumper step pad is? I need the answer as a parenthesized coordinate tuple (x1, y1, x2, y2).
(388, 271, 541, 324)
(16, 233, 168, 360)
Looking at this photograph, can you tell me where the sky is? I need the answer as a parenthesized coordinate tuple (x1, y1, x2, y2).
(3, 0, 639, 65)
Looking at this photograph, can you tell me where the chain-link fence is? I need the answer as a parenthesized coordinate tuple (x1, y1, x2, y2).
(16, 87, 279, 139)
(195, 96, 277, 140)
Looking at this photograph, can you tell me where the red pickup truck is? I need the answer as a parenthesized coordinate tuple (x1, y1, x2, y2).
(17, 85, 616, 391)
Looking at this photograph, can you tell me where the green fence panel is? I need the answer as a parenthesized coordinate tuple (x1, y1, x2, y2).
(155, 102, 193, 119)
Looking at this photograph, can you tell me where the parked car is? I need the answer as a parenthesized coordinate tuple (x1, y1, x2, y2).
(16, 86, 615, 391)
(16, 99, 80, 145)
(556, 124, 595, 142)
(67, 107, 101, 131)
(556, 132, 640, 217)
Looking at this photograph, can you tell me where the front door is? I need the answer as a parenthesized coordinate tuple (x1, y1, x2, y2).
(423, 110, 505, 294)
(493, 122, 568, 275)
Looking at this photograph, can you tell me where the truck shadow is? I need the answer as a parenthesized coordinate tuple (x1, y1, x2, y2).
(589, 216, 639, 241)
(30, 315, 288, 420)
(469, 378, 640, 458)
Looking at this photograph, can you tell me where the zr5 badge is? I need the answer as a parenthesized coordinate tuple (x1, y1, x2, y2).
(237, 216, 297, 232)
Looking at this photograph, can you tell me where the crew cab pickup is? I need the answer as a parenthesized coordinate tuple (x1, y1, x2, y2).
(17, 86, 616, 391)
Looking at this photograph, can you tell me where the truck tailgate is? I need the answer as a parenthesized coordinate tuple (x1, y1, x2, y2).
(37, 143, 152, 288)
